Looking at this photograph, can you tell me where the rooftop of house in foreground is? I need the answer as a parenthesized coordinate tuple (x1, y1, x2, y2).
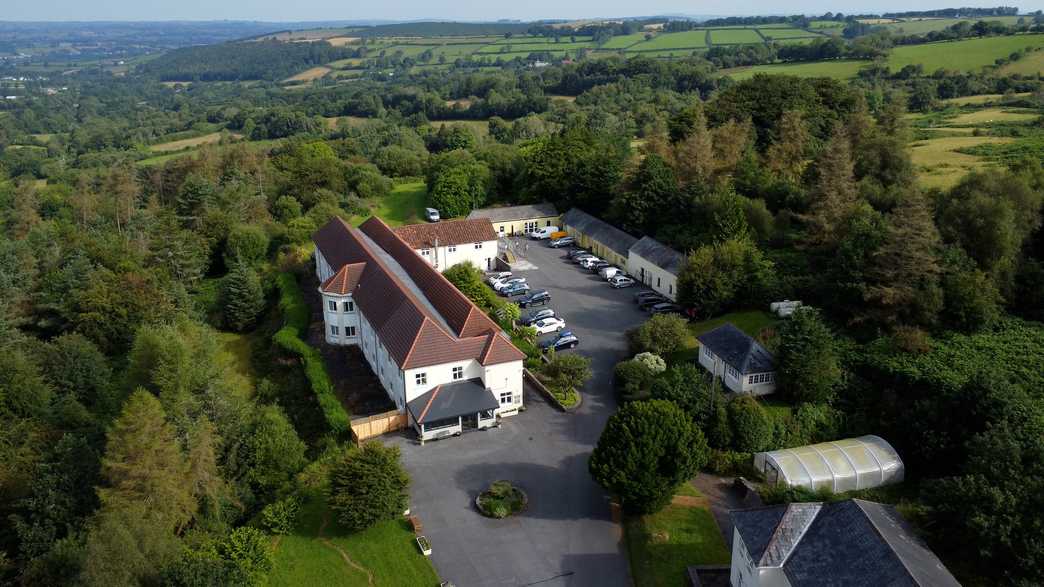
(313, 216, 525, 371)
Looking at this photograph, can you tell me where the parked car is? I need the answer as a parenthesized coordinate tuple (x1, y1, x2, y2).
(486, 271, 512, 285)
(638, 296, 670, 311)
(533, 317, 566, 335)
(634, 291, 667, 304)
(567, 248, 590, 259)
(540, 331, 579, 352)
(588, 260, 611, 272)
(501, 283, 531, 297)
(517, 290, 551, 309)
(424, 208, 440, 222)
(648, 302, 682, 314)
(493, 277, 527, 292)
(578, 257, 603, 269)
(549, 236, 576, 248)
(572, 253, 597, 264)
(520, 308, 555, 326)
(609, 275, 636, 288)
(529, 226, 561, 240)
(599, 266, 623, 280)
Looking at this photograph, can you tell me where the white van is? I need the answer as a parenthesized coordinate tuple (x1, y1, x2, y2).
(425, 208, 440, 222)
(600, 266, 623, 280)
(529, 226, 560, 240)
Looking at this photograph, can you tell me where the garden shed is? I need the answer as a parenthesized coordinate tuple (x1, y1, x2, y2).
(753, 435, 904, 493)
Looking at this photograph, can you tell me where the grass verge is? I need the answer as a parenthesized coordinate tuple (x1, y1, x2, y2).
(625, 501, 730, 587)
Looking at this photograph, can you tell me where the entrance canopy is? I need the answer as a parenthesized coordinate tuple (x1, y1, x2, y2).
(407, 378, 500, 426)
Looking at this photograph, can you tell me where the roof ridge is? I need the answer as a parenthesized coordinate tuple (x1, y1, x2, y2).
(479, 332, 496, 364)
(416, 384, 442, 423)
(760, 502, 823, 567)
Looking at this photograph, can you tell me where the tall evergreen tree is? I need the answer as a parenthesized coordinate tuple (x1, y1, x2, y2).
(765, 110, 809, 184)
(804, 123, 858, 247)
(221, 263, 265, 333)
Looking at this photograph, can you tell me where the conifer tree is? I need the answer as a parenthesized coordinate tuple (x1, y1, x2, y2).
(674, 106, 715, 183)
(804, 123, 858, 247)
(221, 263, 265, 332)
(765, 110, 809, 184)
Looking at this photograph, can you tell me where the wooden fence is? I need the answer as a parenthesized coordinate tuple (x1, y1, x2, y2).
(350, 410, 408, 442)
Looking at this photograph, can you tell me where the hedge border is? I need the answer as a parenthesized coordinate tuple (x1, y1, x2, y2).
(273, 273, 351, 435)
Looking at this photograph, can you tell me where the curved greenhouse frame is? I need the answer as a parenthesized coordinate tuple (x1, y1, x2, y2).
(753, 435, 904, 493)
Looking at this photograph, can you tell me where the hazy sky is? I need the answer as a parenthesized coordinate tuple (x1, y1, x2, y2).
(4, 0, 1038, 22)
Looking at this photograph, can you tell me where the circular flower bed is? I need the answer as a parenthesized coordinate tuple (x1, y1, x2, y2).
(475, 480, 527, 518)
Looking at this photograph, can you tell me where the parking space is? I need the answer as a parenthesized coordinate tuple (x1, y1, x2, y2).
(385, 237, 652, 587)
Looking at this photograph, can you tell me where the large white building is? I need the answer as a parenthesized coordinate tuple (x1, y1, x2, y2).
(313, 216, 525, 442)
(393, 218, 499, 272)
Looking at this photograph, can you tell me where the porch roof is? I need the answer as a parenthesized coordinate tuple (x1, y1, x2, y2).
(407, 378, 500, 424)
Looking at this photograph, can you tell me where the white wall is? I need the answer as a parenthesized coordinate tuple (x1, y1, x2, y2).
(698, 345, 776, 396)
(626, 251, 677, 300)
(403, 359, 485, 404)
(483, 360, 524, 415)
(740, 372, 777, 396)
(316, 249, 333, 282)
(490, 216, 559, 237)
(415, 239, 496, 272)
(730, 530, 791, 587)
(321, 293, 361, 346)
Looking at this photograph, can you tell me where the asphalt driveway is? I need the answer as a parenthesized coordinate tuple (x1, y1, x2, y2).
(385, 238, 651, 587)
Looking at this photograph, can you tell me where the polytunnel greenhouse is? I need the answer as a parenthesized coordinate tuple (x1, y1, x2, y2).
(753, 435, 905, 493)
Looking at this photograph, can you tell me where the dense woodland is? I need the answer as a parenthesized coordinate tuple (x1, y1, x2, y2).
(0, 14, 1044, 586)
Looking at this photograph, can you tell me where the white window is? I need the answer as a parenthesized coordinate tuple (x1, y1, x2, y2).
(448, 245, 456, 253)
(330, 325, 339, 336)
(474, 242, 483, 249)
(452, 366, 463, 380)
(343, 300, 354, 312)
(500, 392, 513, 405)
(415, 372, 427, 386)
(499, 226, 505, 233)
(726, 364, 739, 379)
(346, 326, 356, 337)
(702, 346, 713, 360)
(421, 249, 430, 256)
(328, 300, 337, 312)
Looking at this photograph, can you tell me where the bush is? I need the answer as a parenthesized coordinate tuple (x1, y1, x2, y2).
(705, 449, 755, 477)
(537, 353, 591, 407)
(260, 495, 300, 535)
(225, 224, 270, 267)
(633, 352, 666, 374)
(627, 314, 689, 356)
(329, 442, 409, 532)
(589, 399, 709, 514)
(727, 396, 773, 453)
(614, 359, 655, 402)
(273, 273, 350, 435)
(221, 527, 273, 587)
(476, 481, 527, 518)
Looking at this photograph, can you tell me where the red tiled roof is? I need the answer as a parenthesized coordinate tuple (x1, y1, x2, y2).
(393, 218, 498, 249)
(313, 216, 525, 370)
(320, 262, 366, 295)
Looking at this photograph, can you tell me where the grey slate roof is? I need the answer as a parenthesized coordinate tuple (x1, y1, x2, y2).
(731, 500, 960, 587)
(467, 203, 559, 223)
(406, 378, 500, 424)
(560, 208, 638, 257)
(629, 236, 685, 275)
(697, 323, 775, 375)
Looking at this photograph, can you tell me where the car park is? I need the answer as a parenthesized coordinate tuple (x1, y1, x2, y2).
(501, 283, 531, 297)
(549, 236, 576, 248)
(609, 275, 636, 288)
(572, 253, 597, 264)
(578, 257, 603, 269)
(519, 308, 555, 326)
(517, 289, 551, 308)
(533, 317, 566, 335)
(540, 331, 579, 352)
(648, 302, 682, 314)
(599, 266, 623, 280)
(567, 248, 591, 259)
(588, 260, 611, 272)
(493, 277, 527, 292)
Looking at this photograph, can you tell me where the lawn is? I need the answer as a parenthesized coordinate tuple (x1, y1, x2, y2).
(270, 495, 439, 587)
(631, 31, 708, 51)
(670, 310, 778, 364)
(725, 59, 869, 80)
(887, 33, 1044, 72)
(999, 49, 1044, 75)
(625, 501, 730, 587)
(709, 28, 764, 45)
(354, 181, 427, 227)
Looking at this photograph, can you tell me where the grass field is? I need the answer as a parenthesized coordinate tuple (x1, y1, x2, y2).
(757, 28, 822, 40)
(888, 34, 1044, 72)
(726, 60, 867, 80)
(138, 138, 280, 167)
(351, 181, 427, 227)
(882, 16, 1022, 35)
(942, 92, 1032, 105)
(270, 495, 439, 587)
(910, 135, 1014, 189)
(948, 108, 1041, 125)
(601, 32, 649, 49)
(710, 29, 765, 45)
(631, 31, 708, 50)
(150, 131, 239, 152)
(625, 499, 730, 587)
(283, 66, 332, 83)
(999, 49, 1044, 75)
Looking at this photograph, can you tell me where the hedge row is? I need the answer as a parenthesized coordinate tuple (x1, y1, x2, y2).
(273, 273, 351, 435)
